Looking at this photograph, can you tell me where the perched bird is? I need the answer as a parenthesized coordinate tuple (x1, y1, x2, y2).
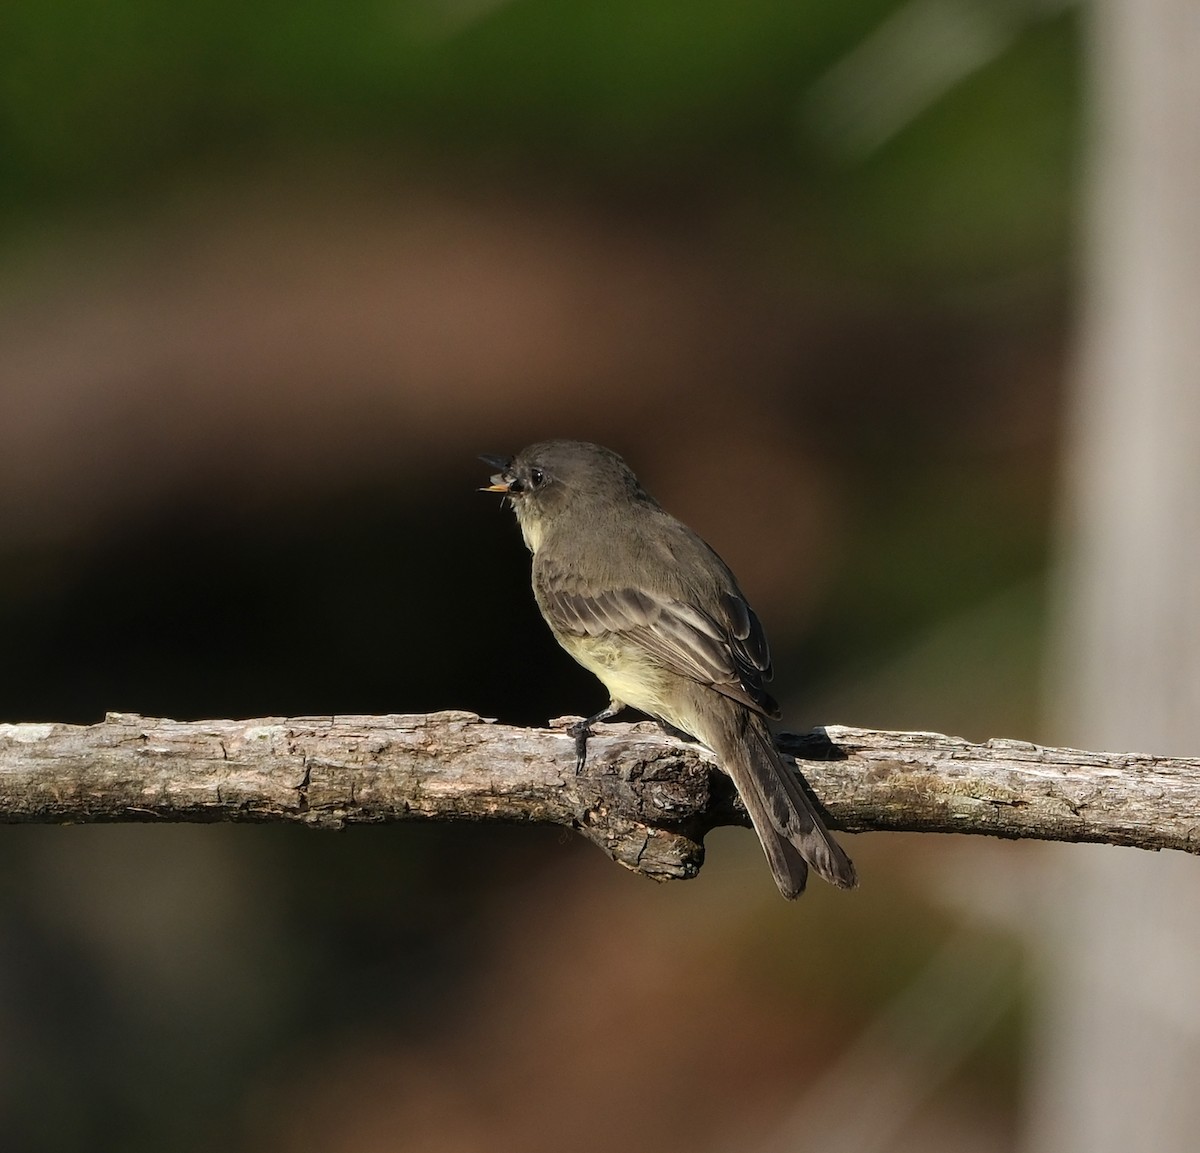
(481, 439, 856, 898)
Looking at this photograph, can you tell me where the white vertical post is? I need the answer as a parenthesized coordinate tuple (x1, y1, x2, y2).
(1030, 1, 1200, 1149)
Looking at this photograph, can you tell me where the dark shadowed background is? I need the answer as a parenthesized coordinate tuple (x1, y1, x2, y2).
(0, 3, 1080, 1150)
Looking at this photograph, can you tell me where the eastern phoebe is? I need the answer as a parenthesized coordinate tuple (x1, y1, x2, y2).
(481, 440, 856, 898)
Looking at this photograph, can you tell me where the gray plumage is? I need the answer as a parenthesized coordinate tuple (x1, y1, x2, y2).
(483, 439, 856, 898)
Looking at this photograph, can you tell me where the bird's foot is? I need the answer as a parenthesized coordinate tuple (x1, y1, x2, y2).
(567, 718, 592, 774)
(559, 699, 626, 774)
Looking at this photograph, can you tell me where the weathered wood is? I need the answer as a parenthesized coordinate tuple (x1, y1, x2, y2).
(0, 711, 1196, 884)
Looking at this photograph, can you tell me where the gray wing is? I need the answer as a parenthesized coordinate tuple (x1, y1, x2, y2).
(538, 576, 780, 718)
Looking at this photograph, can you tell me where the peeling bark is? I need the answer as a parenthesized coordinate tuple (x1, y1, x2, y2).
(1, 711, 1196, 884)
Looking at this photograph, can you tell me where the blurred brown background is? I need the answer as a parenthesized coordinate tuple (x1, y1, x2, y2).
(3, 2, 1194, 1151)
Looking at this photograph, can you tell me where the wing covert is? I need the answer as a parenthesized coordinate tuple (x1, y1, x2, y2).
(537, 578, 779, 718)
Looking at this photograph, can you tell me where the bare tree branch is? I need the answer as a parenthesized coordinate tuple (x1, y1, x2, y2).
(1, 711, 1196, 883)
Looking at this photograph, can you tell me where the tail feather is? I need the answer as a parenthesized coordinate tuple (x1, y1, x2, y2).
(701, 702, 857, 897)
(730, 763, 811, 898)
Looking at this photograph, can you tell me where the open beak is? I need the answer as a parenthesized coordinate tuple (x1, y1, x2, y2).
(479, 454, 514, 493)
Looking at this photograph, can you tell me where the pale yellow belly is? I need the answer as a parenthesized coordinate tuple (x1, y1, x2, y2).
(556, 631, 672, 721)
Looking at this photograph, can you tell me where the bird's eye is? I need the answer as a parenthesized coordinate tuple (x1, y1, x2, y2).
(529, 468, 545, 488)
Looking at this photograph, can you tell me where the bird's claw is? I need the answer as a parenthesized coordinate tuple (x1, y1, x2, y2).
(567, 719, 592, 774)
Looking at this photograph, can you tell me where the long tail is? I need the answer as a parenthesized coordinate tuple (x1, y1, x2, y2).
(699, 700, 857, 899)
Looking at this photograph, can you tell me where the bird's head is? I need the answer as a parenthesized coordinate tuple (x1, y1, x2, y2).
(480, 440, 645, 553)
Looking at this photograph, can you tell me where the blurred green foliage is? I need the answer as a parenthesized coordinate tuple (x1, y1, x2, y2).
(1, 0, 1079, 279)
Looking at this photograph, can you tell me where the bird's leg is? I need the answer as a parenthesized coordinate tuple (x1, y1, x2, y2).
(568, 699, 626, 772)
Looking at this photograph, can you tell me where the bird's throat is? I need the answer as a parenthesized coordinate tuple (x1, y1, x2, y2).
(514, 505, 544, 554)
